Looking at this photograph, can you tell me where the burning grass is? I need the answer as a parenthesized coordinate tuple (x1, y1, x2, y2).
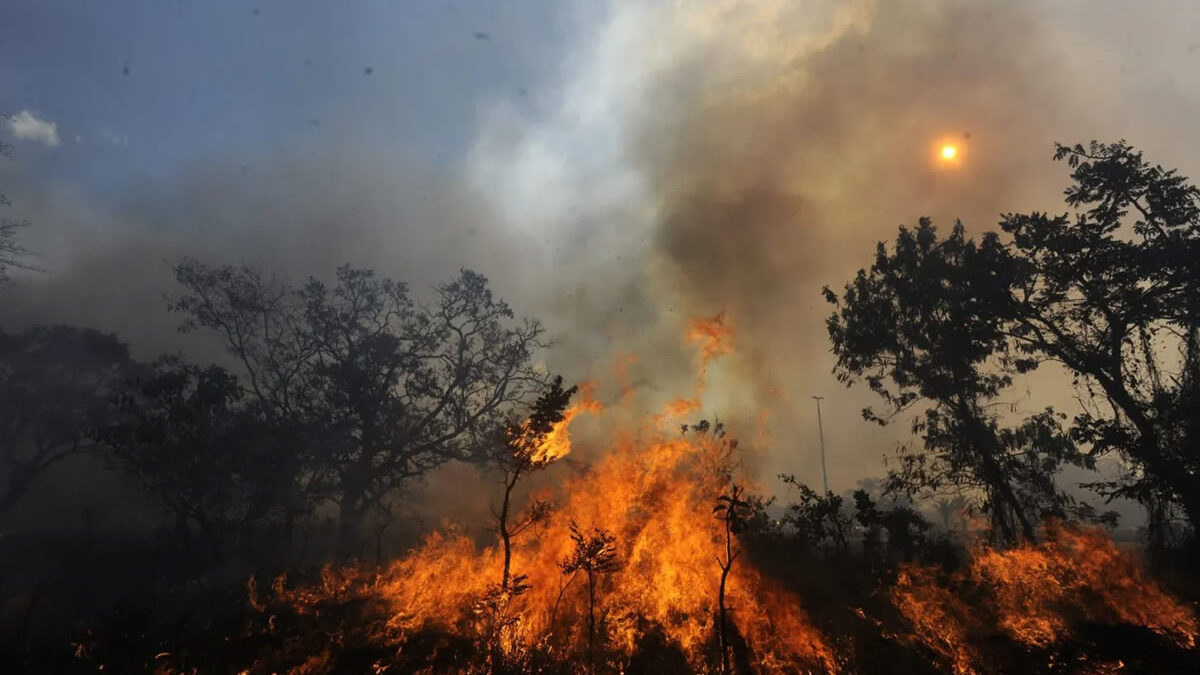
(892, 522, 1200, 674)
(245, 437, 837, 673)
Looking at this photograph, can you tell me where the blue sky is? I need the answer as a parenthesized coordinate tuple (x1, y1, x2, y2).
(2, 0, 573, 198)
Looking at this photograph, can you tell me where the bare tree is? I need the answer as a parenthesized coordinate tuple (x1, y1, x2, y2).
(712, 484, 751, 675)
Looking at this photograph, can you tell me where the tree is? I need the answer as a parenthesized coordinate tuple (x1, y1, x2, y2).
(169, 261, 548, 552)
(469, 377, 575, 674)
(559, 521, 619, 674)
(778, 474, 853, 553)
(96, 359, 287, 557)
(1001, 141, 1200, 533)
(712, 484, 751, 675)
(494, 375, 576, 592)
(0, 326, 132, 516)
(851, 489, 931, 562)
(825, 219, 1078, 543)
(827, 140, 1199, 540)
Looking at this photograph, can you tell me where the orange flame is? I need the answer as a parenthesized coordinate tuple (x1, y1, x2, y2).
(528, 382, 603, 464)
(246, 307, 1200, 674)
(892, 522, 1200, 674)
(256, 313, 836, 672)
(686, 310, 733, 369)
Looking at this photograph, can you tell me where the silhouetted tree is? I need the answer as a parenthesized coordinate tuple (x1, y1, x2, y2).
(96, 359, 287, 558)
(826, 218, 1069, 543)
(1002, 142, 1200, 534)
(560, 521, 619, 674)
(471, 377, 575, 674)
(494, 376, 576, 592)
(852, 489, 930, 562)
(828, 140, 1199, 540)
(778, 474, 853, 553)
(169, 261, 548, 552)
(0, 326, 131, 516)
(683, 419, 745, 489)
(712, 484, 751, 675)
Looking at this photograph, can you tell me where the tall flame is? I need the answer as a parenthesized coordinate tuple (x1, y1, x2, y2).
(256, 313, 836, 673)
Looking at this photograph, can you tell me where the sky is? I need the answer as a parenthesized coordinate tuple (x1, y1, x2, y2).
(1, 1, 572, 185)
(3, 0, 1200, 509)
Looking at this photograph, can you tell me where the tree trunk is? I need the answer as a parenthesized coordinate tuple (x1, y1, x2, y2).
(1175, 481, 1200, 541)
(957, 399, 1036, 543)
(717, 515, 735, 675)
(498, 467, 521, 591)
(337, 482, 365, 559)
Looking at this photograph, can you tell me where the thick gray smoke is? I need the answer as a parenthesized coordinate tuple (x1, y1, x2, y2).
(0, 149, 529, 361)
(3, 0, 1199, 518)
(469, 0, 1200, 493)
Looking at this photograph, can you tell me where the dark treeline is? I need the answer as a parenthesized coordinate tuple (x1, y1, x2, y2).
(2, 262, 553, 561)
(1, 140, 1198, 673)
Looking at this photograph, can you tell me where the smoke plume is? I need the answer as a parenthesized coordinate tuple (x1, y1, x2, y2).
(469, 0, 1200, 491)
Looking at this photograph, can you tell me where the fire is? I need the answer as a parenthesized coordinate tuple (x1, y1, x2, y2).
(528, 382, 603, 464)
(251, 313, 837, 673)
(687, 310, 733, 368)
(656, 311, 735, 423)
(237, 313, 1199, 674)
(892, 522, 1200, 674)
(367, 394, 835, 671)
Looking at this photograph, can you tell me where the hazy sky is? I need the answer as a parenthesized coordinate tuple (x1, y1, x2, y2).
(4, 0, 1200, 498)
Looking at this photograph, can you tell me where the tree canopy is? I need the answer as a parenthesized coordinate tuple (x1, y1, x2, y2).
(827, 140, 1199, 542)
(0, 325, 132, 515)
(168, 261, 549, 550)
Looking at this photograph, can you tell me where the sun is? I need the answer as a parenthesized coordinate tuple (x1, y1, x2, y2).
(941, 145, 957, 160)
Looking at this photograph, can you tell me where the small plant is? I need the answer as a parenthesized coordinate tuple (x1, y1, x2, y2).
(560, 521, 619, 674)
(494, 376, 577, 592)
(712, 484, 751, 675)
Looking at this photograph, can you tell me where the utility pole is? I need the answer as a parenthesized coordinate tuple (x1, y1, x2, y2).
(812, 396, 829, 495)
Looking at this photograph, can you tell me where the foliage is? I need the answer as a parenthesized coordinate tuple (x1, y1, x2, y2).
(778, 474, 853, 553)
(0, 325, 132, 515)
(1003, 142, 1200, 533)
(168, 261, 549, 547)
(95, 358, 290, 555)
(827, 140, 1192, 541)
(560, 521, 619, 672)
(494, 376, 576, 591)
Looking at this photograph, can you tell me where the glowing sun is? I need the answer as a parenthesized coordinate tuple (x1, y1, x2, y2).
(941, 145, 957, 160)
